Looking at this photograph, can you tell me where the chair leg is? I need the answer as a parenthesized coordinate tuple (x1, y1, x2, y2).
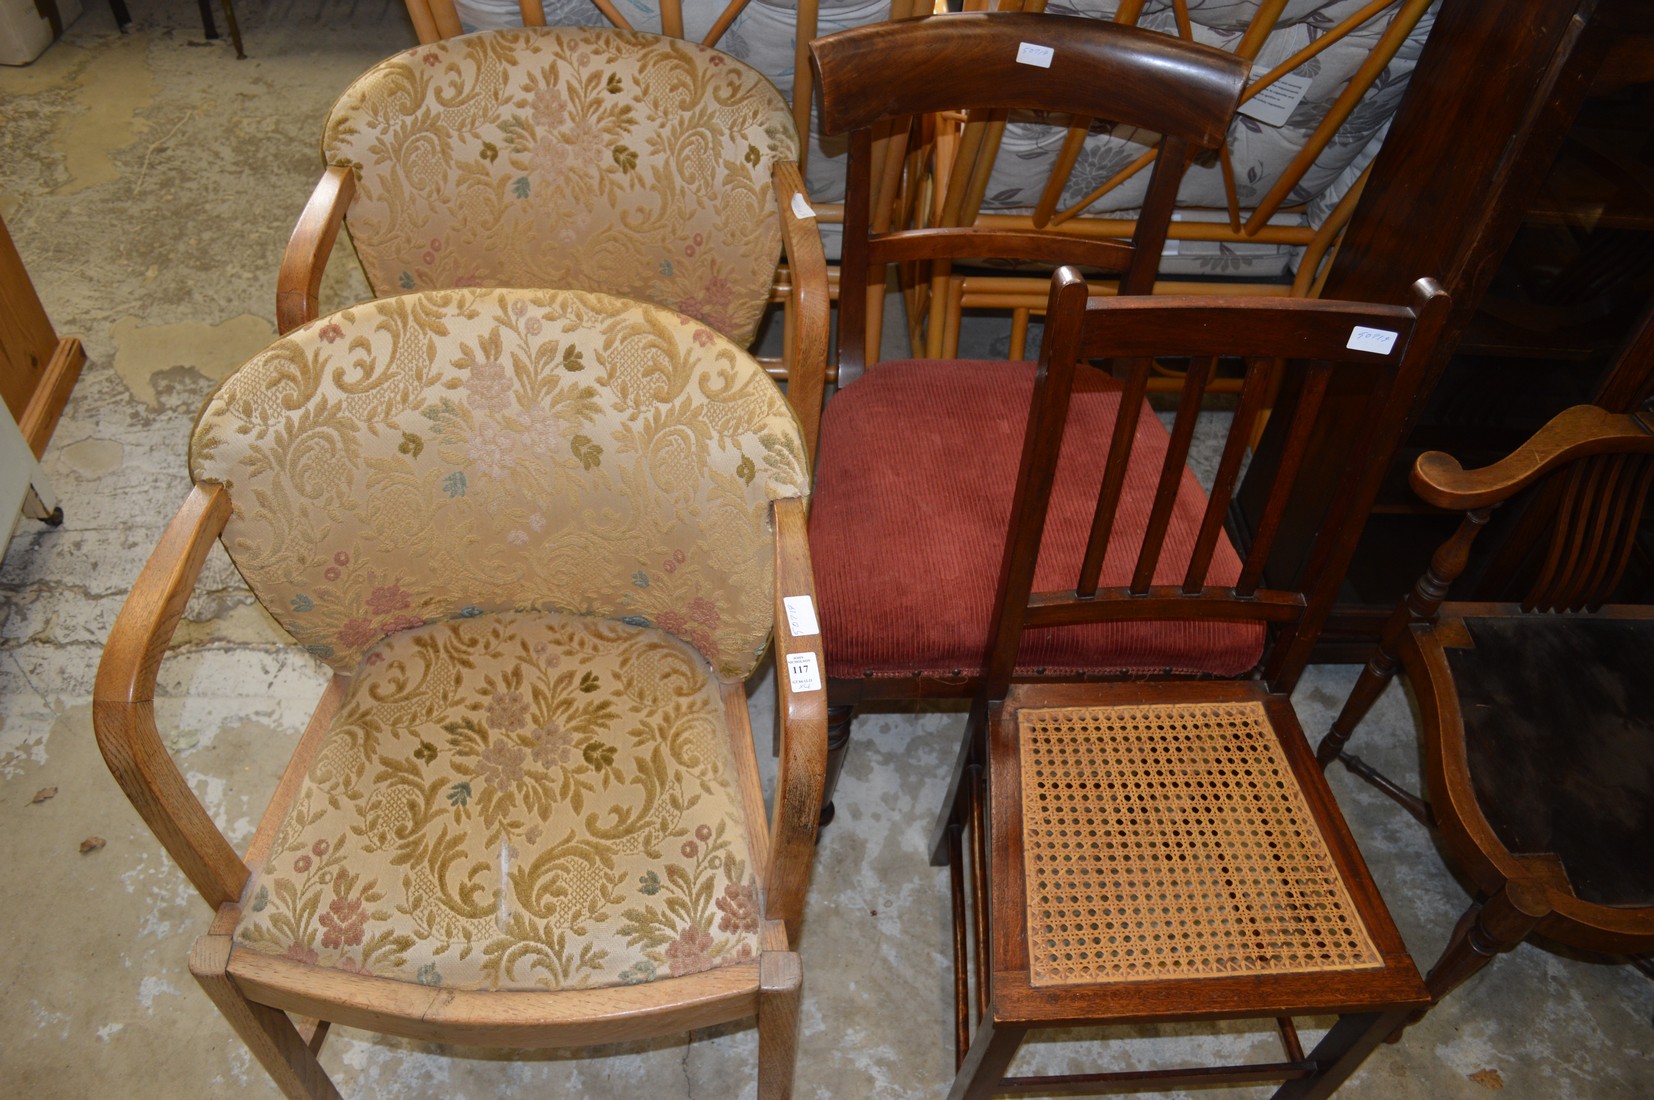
(1422, 883, 1550, 1011)
(945, 1014, 1024, 1100)
(758, 951, 803, 1100)
(1272, 1009, 1411, 1100)
(189, 932, 342, 1100)
(1315, 646, 1402, 769)
(818, 703, 855, 826)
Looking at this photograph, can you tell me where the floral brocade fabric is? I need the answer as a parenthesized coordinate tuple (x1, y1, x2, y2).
(325, 27, 797, 348)
(189, 288, 809, 682)
(234, 610, 764, 991)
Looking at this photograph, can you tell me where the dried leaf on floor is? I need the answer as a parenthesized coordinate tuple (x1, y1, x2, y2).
(31, 787, 58, 804)
(1469, 1068, 1505, 1089)
(79, 836, 106, 854)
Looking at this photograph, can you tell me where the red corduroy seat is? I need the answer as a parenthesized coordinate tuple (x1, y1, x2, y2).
(809, 359, 1266, 682)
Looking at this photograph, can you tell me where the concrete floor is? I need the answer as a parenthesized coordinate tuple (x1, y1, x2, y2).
(1, 3, 1651, 1097)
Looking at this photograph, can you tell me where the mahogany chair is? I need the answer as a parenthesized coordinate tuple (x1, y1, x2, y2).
(1317, 404, 1654, 1034)
(278, 21, 829, 454)
(92, 288, 826, 1099)
(805, 12, 1248, 819)
(939, 268, 1450, 1099)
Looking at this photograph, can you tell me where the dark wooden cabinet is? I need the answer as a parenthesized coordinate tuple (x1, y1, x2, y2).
(1236, 0, 1654, 658)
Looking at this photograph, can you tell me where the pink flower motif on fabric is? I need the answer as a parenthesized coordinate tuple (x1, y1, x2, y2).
(320, 895, 368, 950)
(665, 924, 715, 976)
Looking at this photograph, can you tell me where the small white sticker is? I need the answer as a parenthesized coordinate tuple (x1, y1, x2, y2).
(1347, 326, 1398, 355)
(1016, 42, 1054, 68)
(786, 651, 822, 693)
(790, 192, 816, 220)
(783, 595, 819, 637)
(1237, 71, 1314, 128)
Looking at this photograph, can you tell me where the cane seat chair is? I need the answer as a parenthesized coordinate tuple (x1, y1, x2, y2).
(1317, 404, 1654, 1033)
(937, 269, 1449, 1099)
(278, 20, 829, 453)
(804, 12, 1249, 819)
(92, 288, 827, 1099)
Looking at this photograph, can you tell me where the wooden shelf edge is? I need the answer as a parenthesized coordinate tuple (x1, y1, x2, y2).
(19, 337, 86, 459)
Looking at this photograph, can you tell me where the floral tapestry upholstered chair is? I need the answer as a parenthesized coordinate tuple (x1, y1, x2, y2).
(92, 288, 826, 1099)
(278, 23, 829, 453)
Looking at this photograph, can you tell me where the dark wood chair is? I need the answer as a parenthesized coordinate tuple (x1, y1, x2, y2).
(938, 268, 1451, 1099)
(806, 11, 1250, 822)
(1317, 404, 1654, 1034)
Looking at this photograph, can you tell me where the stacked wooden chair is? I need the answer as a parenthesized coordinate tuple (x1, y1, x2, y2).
(93, 289, 827, 1097)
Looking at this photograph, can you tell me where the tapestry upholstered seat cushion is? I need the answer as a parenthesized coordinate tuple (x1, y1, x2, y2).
(233, 608, 763, 992)
(809, 359, 1266, 681)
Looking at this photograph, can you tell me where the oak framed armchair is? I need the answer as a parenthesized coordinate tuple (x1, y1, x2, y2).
(93, 288, 827, 1098)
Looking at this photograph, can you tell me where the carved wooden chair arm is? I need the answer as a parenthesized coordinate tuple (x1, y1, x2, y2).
(764, 495, 826, 944)
(772, 161, 830, 465)
(91, 482, 250, 910)
(1412, 405, 1654, 510)
(276, 164, 356, 336)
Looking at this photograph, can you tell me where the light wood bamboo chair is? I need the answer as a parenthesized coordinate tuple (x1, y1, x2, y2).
(938, 269, 1450, 1098)
(282, 9, 831, 454)
(93, 288, 827, 1099)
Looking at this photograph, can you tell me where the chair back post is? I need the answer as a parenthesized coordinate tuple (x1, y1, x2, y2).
(809, 12, 1246, 384)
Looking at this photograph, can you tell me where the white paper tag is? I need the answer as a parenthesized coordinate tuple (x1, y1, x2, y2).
(1016, 42, 1054, 68)
(1347, 326, 1398, 355)
(790, 192, 815, 220)
(1237, 72, 1313, 128)
(782, 595, 819, 637)
(786, 651, 822, 693)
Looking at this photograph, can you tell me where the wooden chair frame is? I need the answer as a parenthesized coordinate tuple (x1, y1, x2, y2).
(897, 0, 1430, 374)
(934, 270, 1450, 1098)
(1316, 404, 1654, 1035)
(806, 10, 1248, 818)
(93, 482, 827, 1097)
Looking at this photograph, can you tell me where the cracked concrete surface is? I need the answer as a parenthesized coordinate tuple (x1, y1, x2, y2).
(0, 3, 1651, 1098)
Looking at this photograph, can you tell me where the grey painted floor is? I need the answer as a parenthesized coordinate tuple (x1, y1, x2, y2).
(1, 4, 1650, 1097)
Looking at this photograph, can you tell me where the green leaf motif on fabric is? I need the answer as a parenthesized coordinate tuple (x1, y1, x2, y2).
(638, 870, 662, 896)
(416, 963, 443, 986)
(398, 431, 424, 458)
(446, 781, 472, 807)
(578, 671, 601, 693)
(512, 176, 530, 199)
(399, 271, 414, 290)
(605, 72, 623, 94)
(572, 435, 602, 470)
(612, 144, 638, 173)
(291, 594, 313, 613)
(251, 885, 269, 912)
(443, 471, 467, 497)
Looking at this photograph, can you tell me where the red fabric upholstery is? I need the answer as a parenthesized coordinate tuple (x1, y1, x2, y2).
(810, 359, 1266, 681)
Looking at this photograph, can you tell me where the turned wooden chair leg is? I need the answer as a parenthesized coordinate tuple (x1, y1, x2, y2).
(758, 951, 803, 1100)
(1422, 882, 1550, 1011)
(190, 929, 341, 1100)
(1316, 644, 1402, 768)
(818, 703, 855, 826)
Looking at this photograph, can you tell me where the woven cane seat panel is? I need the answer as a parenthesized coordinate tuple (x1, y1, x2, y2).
(1017, 701, 1383, 988)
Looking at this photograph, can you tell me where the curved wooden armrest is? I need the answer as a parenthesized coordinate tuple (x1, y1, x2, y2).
(1412, 405, 1654, 510)
(276, 165, 356, 335)
(91, 482, 249, 910)
(764, 496, 826, 944)
(773, 161, 830, 467)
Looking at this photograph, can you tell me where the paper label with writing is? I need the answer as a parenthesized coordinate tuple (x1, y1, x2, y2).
(1237, 72, 1313, 128)
(783, 595, 820, 637)
(786, 651, 822, 693)
(1346, 326, 1398, 355)
(1016, 42, 1054, 68)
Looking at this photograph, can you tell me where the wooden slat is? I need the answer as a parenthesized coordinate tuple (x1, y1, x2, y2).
(1236, 366, 1331, 596)
(1023, 587, 1305, 628)
(1077, 359, 1150, 597)
(1183, 357, 1273, 592)
(1131, 355, 1214, 594)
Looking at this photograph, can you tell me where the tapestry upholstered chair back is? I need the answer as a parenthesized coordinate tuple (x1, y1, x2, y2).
(190, 287, 810, 682)
(323, 27, 798, 348)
